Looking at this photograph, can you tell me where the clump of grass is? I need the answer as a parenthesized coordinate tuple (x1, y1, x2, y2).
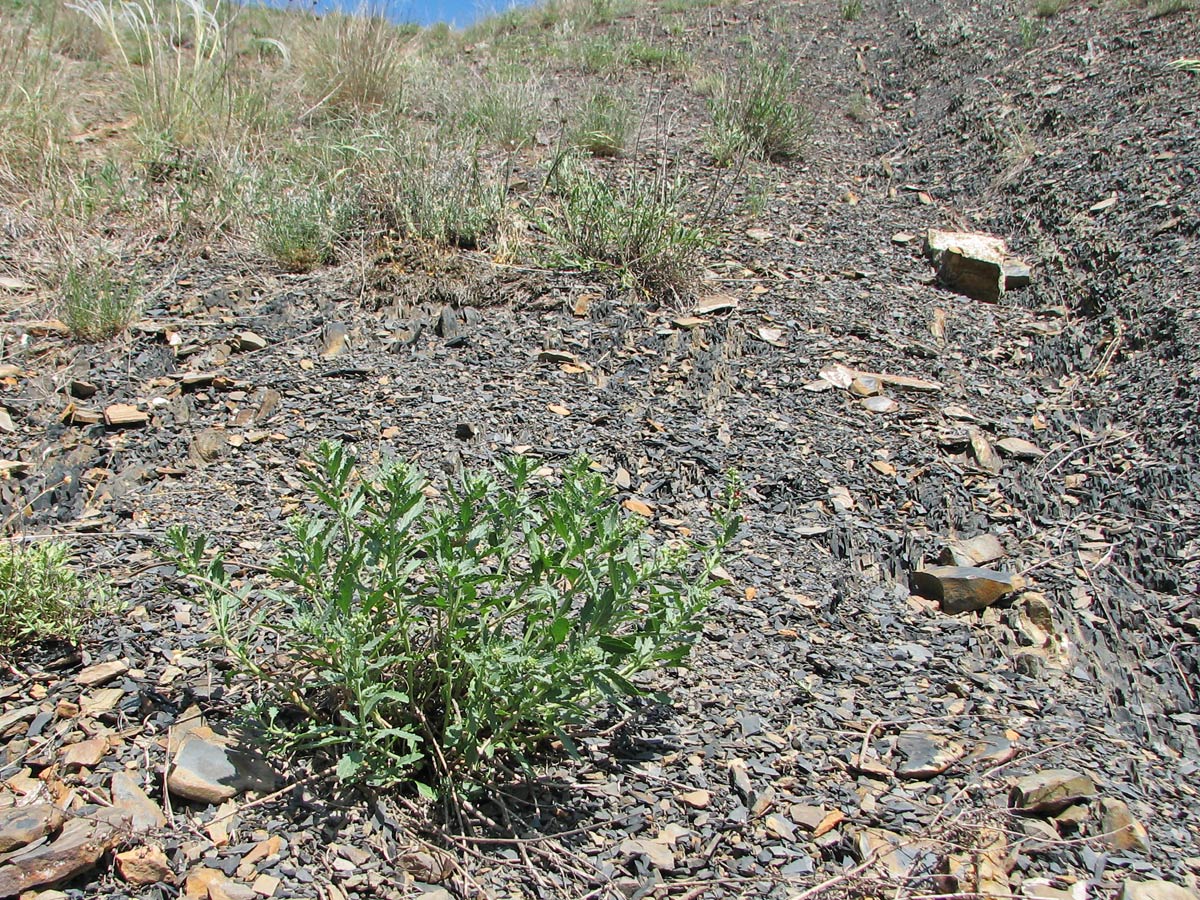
(170, 444, 737, 792)
(1033, 0, 1070, 17)
(1149, 0, 1193, 16)
(300, 9, 412, 117)
(0, 541, 116, 650)
(258, 185, 357, 273)
(708, 55, 811, 162)
(841, 0, 864, 20)
(1019, 16, 1045, 48)
(385, 153, 508, 250)
(625, 40, 690, 71)
(571, 91, 633, 157)
(571, 35, 621, 73)
(0, 13, 70, 194)
(846, 91, 871, 122)
(60, 260, 142, 341)
(539, 153, 710, 302)
(67, 0, 231, 147)
(1168, 57, 1200, 73)
(460, 75, 546, 151)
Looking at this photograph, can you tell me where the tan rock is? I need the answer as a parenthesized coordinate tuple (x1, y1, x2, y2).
(115, 845, 173, 885)
(235, 331, 268, 352)
(1099, 798, 1151, 852)
(620, 837, 674, 871)
(939, 534, 1006, 567)
(167, 735, 277, 805)
(239, 834, 282, 868)
(185, 866, 229, 898)
(75, 660, 129, 688)
(677, 789, 710, 809)
(997, 437, 1044, 459)
(911, 566, 1022, 613)
(60, 737, 109, 770)
(103, 404, 148, 428)
(0, 819, 117, 897)
(0, 804, 64, 853)
(1121, 881, 1198, 900)
(1010, 770, 1097, 815)
(924, 229, 1033, 302)
(210, 880, 258, 900)
(103, 772, 167, 832)
(969, 427, 1003, 473)
(855, 828, 939, 880)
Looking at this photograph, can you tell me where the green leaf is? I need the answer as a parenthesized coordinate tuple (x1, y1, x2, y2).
(336, 751, 363, 782)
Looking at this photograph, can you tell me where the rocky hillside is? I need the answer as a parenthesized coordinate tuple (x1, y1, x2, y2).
(0, 0, 1197, 899)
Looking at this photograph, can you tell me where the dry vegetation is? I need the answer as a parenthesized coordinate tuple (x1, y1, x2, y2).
(0, 0, 794, 332)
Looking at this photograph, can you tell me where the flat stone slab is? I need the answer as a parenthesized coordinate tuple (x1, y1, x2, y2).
(0, 804, 64, 854)
(168, 735, 278, 805)
(1010, 770, 1097, 815)
(910, 566, 1022, 613)
(924, 229, 1033, 302)
(0, 819, 117, 896)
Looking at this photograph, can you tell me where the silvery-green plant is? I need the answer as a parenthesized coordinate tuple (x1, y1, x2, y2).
(169, 443, 737, 794)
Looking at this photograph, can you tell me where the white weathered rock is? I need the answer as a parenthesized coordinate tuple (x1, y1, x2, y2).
(924, 229, 1033, 302)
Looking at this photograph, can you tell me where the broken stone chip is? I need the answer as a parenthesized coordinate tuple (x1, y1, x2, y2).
(893, 728, 964, 780)
(104, 404, 148, 428)
(1120, 881, 1198, 900)
(924, 229, 1033, 302)
(167, 734, 278, 805)
(910, 566, 1023, 614)
(1009, 770, 1097, 816)
(236, 331, 268, 352)
(0, 804, 64, 854)
(1098, 798, 1151, 853)
(849, 375, 882, 397)
(938, 534, 1006, 567)
(968, 427, 1003, 473)
(996, 437, 1045, 459)
(115, 845, 173, 886)
(861, 396, 898, 413)
(0, 819, 118, 897)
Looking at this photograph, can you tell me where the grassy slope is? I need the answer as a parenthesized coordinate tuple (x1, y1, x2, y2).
(0, 0, 802, 324)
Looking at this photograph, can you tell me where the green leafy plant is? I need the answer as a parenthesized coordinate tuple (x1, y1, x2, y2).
(1169, 57, 1200, 73)
(169, 443, 736, 793)
(60, 259, 142, 341)
(841, 0, 863, 21)
(0, 541, 116, 651)
(708, 55, 811, 162)
(537, 153, 710, 302)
